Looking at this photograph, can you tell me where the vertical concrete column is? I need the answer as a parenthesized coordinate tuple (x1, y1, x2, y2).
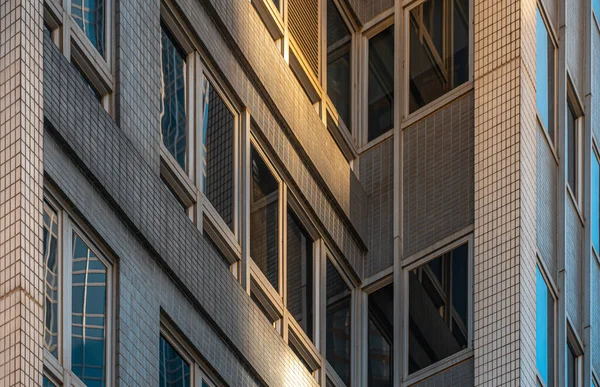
(473, 0, 538, 384)
(0, 0, 45, 385)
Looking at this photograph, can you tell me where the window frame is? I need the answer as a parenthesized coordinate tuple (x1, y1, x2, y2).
(43, 190, 116, 387)
(566, 77, 585, 211)
(160, 318, 219, 387)
(401, 234, 474, 385)
(359, 11, 395, 151)
(593, 141, 600, 257)
(402, 0, 474, 122)
(535, 257, 558, 387)
(566, 322, 583, 387)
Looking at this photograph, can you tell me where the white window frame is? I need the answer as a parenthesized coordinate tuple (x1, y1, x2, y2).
(44, 0, 114, 113)
(43, 191, 115, 387)
(535, 256, 558, 387)
(402, 0, 474, 123)
(359, 10, 395, 152)
(566, 76, 585, 213)
(401, 234, 473, 386)
(160, 318, 219, 387)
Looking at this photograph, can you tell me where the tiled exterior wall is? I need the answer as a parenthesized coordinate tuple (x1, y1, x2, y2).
(403, 93, 474, 259)
(43, 35, 318, 386)
(364, 0, 394, 22)
(0, 0, 45, 385)
(566, 0, 585, 98)
(359, 138, 394, 278)
(565, 201, 584, 336)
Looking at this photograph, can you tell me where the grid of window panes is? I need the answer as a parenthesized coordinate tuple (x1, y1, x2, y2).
(536, 267, 555, 386)
(536, 7, 555, 139)
(43, 203, 60, 358)
(408, 243, 468, 374)
(71, 0, 105, 56)
(160, 25, 188, 170)
(160, 335, 191, 387)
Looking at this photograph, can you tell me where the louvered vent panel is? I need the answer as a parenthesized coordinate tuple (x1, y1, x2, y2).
(288, 0, 320, 77)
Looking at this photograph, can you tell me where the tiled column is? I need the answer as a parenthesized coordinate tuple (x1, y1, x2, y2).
(473, 0, 538, 384)
(0, 0, 45, 385)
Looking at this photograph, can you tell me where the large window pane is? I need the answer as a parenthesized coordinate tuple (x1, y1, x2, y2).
(43, 376, 57, 387)
(327, 0, 352, 129)
(43, 202, 59, 358)
(536, 267, 554, 386)
(326, 259, 352, 386)
(71, 0, 105, 56)
(536, 8, 555, 139)
(250, 146, 279, 290)
(202, 80, 235, 231)
(159, 335, 191, 387)
(160, 26, 187, 170)
(593, 154, 599, 251)
(408, 243, 469, 374)
(286, 208, 314, 340)
(72, 233, 108, 387)
(409, 0, 469, 113)
(566, 103, 578, 197)
(567, 342, 578, 387)
(367, 26, 394, 142)
(368, 284, 393, 387)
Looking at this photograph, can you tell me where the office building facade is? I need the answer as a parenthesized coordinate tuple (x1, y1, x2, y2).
(0, 0, 599, 385)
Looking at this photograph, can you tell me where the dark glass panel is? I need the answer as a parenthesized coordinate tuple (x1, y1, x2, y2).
(327, 0, 352, 129)
(567, 343, 577, 387)
(159, 335, 191, 387)
(593, 155, 599, 251)
(71, 0, 105, 56)
(367, 284, 393, 386)
(326, 259, 351, 386)
(367, 26, 394, 142)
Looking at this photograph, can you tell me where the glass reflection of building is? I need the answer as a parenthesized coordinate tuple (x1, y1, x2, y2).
(71, 0, 105, 56)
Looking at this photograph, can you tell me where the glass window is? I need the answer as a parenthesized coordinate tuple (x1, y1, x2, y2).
(159, 335, 191, 387)
(43, 376, 57, 387)
(408, 243, 469, 374)
(201, 80, 235, 231)
(367, 26, 394, 142)
(43, 202, 59, 358)
(327, 0, 352, 129)
(567, 342, 578, 387)
(408, 0, 469, 113)
(566, 103, 578, 198)
(594, 153, 600, 251)
(536, 267, 555, 386)
(250, 146, 280, 291)
(325, 258, 352, 386)
(368, 284, 393, 387)
(160, 25, 188, 171)
(73, 61, 103, 101)
(71, 0, 105, 56)
(536, 8, 555, 139)
(286, 208, 314, 340)
(594, 0, 600, 21)
(71, 233, 108, 387)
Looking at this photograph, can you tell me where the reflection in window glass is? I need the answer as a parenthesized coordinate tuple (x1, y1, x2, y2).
(286, 208, 314, 341)
(367, 26, 394, 142)
(536, 8, 555, 139)
(327, 0, 351, 129)
(595, 0, 600, 20)
(72, 233, 108, 387)
(43, 376, 57, 387)
(201, 80, 235, 231)
(250, 146, 279, 290)
(43, 203, 59, 358)
(593, 154, 599, 251)
(409, 0, 469, 113)
(71, 0, 105, 56)
(408, 244, 469, 374)
(326, 259, 352, 386)
(566, 103, 578, 197)
(159, 335, 191, 387)
(160, 25, 187, 170)
(368, 284, 393, 387)
(536, 267, 554, 386)
(567, 342, 578, 387)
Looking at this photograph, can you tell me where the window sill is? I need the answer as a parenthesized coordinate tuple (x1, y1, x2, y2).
(566, 184, 585, 226)
(287, 319, 321, 373)
(202, 203, 241, 265)
(45, 0, 63, 26)
(160, 145, 198, 209)
(252, 0, 284, 41)
(402, 81, 473, 130)
(325, 99, 358, 162)
(289, 37, 323, 104)
(403, 348, 474, 386)
(537, 114, 559, 165)
(358, 128, 393, 155)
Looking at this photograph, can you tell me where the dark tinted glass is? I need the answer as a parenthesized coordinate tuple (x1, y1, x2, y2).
(43, 203, 59, 358)
(326, 259, 351, 386)
(250, 146, 279, 290)
(408, 244, 469, 374)
(72, 233, 108, 387)
(536, 267, 554, 386)
(367, 26, 394, 142)
(286, 208, 314, 340)
(71, 0, 105, 56)
(327, 0, 351, 129)
(567, 104, 577, 196)
(73, 61, 103, 101)
(567, 343, 577, 387)
(536, 8, 555, 139)
(409, 0, 469, 113)
(202, 80, 235, 231)
(593, 155, 599, 251)
(43, 376, 57, 387)
(160, 26, 187, 170)
(159, 335, 191, 387)
(368, 284, 393, 387)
